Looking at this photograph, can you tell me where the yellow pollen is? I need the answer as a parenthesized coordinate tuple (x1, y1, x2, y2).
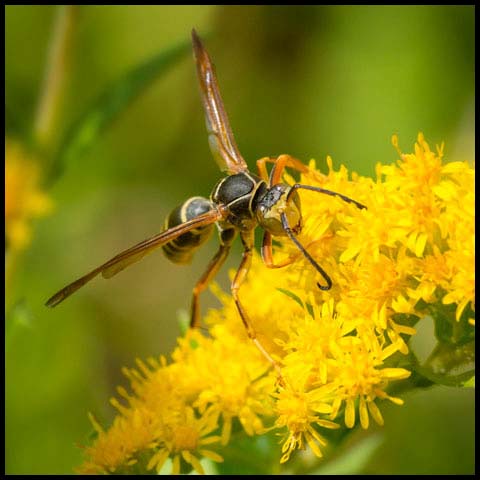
(172, 425, 199, 452)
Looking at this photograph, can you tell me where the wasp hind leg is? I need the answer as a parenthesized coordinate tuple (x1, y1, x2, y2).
(190, 227, 235, 329)
(232, 230, 285, 383)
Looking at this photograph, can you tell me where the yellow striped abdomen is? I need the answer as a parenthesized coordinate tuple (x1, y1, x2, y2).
(162, 196, 215, 264)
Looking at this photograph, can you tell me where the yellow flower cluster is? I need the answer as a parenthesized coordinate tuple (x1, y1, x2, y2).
(5, 139, 53, 251)
(78, 134, 475, 474)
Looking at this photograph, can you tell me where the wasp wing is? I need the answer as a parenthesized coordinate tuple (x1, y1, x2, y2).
(45, 208, 224, 307)
(192, 29, 248, 174)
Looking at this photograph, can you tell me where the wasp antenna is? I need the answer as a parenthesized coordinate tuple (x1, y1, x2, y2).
(280, 213, 332, 291)
(288, 184, 367, 210)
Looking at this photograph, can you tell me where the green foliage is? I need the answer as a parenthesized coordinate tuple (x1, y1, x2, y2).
(50, 38, 191, 184)
(309, 434, 384, 475)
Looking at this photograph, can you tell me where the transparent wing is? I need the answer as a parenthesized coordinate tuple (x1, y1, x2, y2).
(192, 29, 248, 174)
(46, 208, 224, 307)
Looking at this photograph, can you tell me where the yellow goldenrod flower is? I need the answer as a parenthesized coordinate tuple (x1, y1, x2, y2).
(272, 366, 340, 463)
(78, 357, 223, 475)
(5, 139, 53, 250)
(78, 134, 474, 473)
(171, 325, 274, 444)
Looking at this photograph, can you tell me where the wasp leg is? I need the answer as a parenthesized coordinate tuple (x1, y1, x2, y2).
(256, 157, 272, 182)
(190, 228, 236, 328)
(232, 230, 284, 381)
(256, 154, 309, 187)
(261, 231, 302, 268)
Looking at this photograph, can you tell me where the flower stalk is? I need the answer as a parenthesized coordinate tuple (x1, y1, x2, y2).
(77, 134, 474, 474)
(33, 5, 78, 155)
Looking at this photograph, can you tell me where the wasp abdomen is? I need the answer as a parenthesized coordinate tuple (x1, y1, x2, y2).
(162, 196, 214, 264)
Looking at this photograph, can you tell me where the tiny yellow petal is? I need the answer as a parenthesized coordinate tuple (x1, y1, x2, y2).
(109, 397, 129, 416)
(345, 398, 355, 428)
(455, 298, 470, 322)
(359, 396, 369, 429)
(381, 368, 411, 380)
(305, 431, 323, 458)
(171, 455, 180, 475)
(367, 401, 384, 426)
(199, 449, 224, 463)
(147, 449, 169, 472)
(340, 245, 361, 263)
(182, 451, 204, 475)
(415, 232, 428, 258)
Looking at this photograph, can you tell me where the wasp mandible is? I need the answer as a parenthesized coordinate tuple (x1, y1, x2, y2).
(46, 30, 366, 372)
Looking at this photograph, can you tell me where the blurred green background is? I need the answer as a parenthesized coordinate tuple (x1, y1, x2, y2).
(5, 5, 474, 475)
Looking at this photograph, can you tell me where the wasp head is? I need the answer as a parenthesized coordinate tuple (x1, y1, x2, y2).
(256, 184, 302, 237)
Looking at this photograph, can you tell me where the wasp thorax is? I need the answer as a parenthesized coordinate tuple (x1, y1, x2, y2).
(211, 172, 266, 231)
(256, 184, 302, 237)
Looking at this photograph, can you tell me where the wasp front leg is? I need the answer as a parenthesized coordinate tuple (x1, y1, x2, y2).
(261, 231, 302, 269)
(190, 227, 236, 328)
(256, 154, 309, 186)
(232, 230, 284, 380)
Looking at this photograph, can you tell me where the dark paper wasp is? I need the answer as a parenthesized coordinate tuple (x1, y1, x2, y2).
(46, 30, 366, 372)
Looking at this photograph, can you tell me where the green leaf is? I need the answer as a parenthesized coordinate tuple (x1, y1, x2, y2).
(463, 375, 475, 388)
(415, 340, 475, 387)
(276, 287, 314, 317)
(217, 427, 281, 475)
(308, 433, 384, 475)
(431, 300, 475, 345)
(276, 287, 304, 308)
(408, 304, 476, 388)
(50, 37, 191, 183)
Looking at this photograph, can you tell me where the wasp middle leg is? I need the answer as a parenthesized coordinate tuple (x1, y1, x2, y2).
(232, 230, 284, 380)
(190, 227, 236, 328)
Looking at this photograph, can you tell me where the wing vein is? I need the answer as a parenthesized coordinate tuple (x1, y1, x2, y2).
(46, 208, 224, 307)
(192, 29, 248, 173)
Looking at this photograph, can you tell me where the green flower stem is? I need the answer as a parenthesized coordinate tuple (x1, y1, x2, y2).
(5, 248, 22, 306)
(33, 5, 78, 155)
(6, 7, 77, 310)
